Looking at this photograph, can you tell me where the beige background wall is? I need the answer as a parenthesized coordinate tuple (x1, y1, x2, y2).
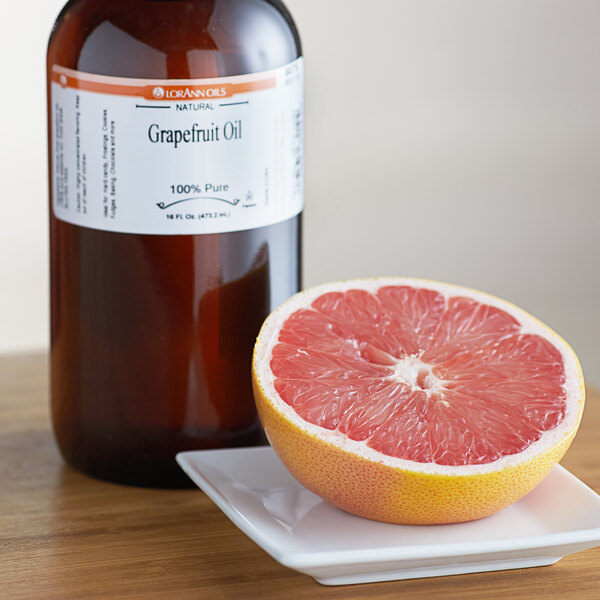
(1, 0, 598, 384)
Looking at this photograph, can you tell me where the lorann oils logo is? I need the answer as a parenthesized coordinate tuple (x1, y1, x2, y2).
(151, 85, 227, 100)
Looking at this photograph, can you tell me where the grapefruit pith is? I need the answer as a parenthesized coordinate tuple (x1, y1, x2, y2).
(252, 278, 585, 525)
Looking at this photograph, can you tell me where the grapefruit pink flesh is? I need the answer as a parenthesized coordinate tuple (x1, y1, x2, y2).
(270, 286, 567, 466)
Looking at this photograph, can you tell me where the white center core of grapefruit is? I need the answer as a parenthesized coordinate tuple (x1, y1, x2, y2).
(392, 356, 445, 398)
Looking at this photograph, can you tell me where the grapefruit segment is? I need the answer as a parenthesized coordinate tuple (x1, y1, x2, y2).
(252, 278, 585, 524)
(376, 285, 447, 355)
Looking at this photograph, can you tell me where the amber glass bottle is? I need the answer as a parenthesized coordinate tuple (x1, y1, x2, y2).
(47, 0, 302, 487)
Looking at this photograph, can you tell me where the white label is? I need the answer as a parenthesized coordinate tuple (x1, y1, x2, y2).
(51, 59, 303, 235)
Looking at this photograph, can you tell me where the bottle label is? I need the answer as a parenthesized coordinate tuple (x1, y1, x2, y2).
(50, 59, 303, 235)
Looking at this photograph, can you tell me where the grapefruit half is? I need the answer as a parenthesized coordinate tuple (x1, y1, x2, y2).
(252, 278, 585, 525)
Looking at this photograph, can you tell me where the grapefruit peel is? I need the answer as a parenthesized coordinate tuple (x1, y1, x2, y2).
(252, 278, 585, 525)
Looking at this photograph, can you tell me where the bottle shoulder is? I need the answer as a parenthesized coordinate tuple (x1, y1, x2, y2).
(47, 0, 301, 79)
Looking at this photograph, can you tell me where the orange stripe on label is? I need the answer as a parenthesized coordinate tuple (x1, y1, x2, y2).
(51, 68, 276, 100)
(142, 79, 276, 100)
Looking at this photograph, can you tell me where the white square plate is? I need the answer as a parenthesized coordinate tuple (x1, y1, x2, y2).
(176, 446, 600, 585)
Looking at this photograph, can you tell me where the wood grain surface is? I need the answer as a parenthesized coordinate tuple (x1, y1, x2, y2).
(1, 353, 598, 599)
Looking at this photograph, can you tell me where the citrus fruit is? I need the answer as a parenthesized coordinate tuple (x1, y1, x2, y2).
(252, 278, 585, 525)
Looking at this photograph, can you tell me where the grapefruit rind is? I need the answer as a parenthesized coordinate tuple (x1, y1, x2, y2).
(252, 278, 585, 524)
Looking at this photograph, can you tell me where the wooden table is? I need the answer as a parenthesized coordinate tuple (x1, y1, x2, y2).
(1, 353, 599, 599)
